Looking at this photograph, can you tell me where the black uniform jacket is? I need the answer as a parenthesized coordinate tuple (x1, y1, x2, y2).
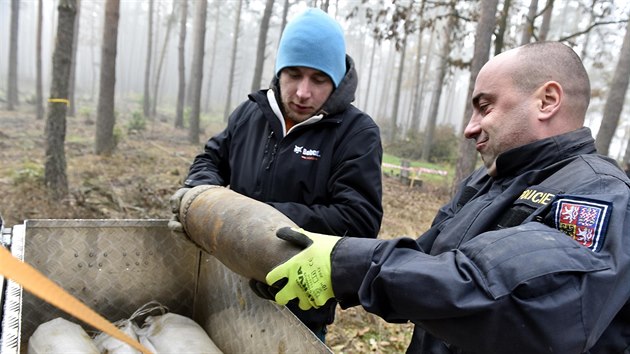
(185, 56, 383, 329)
(331, 128, 630, 353)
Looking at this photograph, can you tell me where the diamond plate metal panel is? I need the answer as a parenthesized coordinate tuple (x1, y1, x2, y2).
(5, 219, 199, 352)
(0, 219, 332, 353)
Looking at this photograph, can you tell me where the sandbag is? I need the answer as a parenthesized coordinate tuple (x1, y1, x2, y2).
(28, 302, 222, 354)
(28, 317, 99, 354)
(93, 318, 141, 354)
(135, 313, 223, 354)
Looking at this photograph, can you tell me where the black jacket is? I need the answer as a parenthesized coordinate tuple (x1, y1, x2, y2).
(332, 128, 630, 353)
(185, 56, 383, 329)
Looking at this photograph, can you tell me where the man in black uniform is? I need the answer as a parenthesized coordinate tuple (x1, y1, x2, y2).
(169, 8, 383, 342)
(265, 41, 630, 353)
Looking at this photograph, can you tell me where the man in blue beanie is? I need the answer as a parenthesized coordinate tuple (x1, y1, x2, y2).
(169, 8, 383, 342)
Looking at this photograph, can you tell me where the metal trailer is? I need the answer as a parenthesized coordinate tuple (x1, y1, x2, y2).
(0, 219, 331, 353)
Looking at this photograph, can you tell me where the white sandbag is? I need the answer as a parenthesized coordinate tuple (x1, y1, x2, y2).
(27, 317, 99, 354)
(92, 300, 162, 354)
(135, 313, 223, 354)
(93, 318, 141, 354)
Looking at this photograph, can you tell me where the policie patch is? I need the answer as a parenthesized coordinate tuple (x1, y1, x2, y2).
(553, 196, 612, 252)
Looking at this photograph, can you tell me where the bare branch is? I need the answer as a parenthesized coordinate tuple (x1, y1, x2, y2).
(557, 19, 628, 42)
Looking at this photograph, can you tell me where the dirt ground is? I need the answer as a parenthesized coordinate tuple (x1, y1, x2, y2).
(0, 107, 450, 353)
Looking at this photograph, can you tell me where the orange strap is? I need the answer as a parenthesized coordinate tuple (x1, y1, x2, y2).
(0, 245, 151, 354)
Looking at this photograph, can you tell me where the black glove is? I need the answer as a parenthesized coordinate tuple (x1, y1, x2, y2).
(248, 278, 287, 301)
(168, 187, 191, 233)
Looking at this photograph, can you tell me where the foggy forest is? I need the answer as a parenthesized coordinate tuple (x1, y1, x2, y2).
(3, 0, 630, 190)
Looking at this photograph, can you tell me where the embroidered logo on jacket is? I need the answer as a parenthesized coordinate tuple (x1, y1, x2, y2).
(553, 196, 612, 252)
(294, 145, 321, 161)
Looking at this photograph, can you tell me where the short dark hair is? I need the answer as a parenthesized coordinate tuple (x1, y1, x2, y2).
(511, 41, 591, 116)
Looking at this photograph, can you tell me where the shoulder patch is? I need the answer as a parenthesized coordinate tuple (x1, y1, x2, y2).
(553, 196, 612, 252)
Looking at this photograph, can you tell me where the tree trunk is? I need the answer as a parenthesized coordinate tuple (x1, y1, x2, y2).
(539, 0, 554, 41)
(204, 1, 221, 113)
(421, 8, 455, 162)
(95, 0, 120, 156)
(89, 3, 98, 101)
(377, 42, 395, 135)
(67, 0, 81, 117)
(453, 0, 500, 193)
(7, 0, 20, 110)
(279, 0, 290, 37)
(413, 26, 436, 134)
(175, 0, 187, 128)
(494, 0, 511, 55)
(595, 17, 630, 156)
(143, 0, 154, 119)
(363, 36, 377, 114)
(151, 1, 177, 118)
(188, 0, 208, 145)
(520, 0, 538, 45)
(388, 34, 408, 143)
(580, 0, 598, 60)
(223, 0, 243, 123)
(35, 0, 44, 120)
(321, 0, 329, 13)
(409, 0, 427, 135)
(251, 0, 274, 92)
(45, 0, 77, 201)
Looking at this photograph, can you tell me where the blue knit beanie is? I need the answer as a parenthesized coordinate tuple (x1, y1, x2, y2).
(275, 8, 346, 88)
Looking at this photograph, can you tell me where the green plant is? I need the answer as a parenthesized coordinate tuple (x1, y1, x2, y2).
(12, 161, 44, 185)
(78, 106, 92, 121)
(385, 131, 424, 161)
(385, 124, 459, 164)
(127, 110, 146, 133)
(183, 107, 191, 125)
(428, 125, 459, 164)
(113, 125, 123, 149)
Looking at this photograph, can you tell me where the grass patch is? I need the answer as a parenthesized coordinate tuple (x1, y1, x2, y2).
(11, 160, 44, 185)
(382, 152, 454, 186)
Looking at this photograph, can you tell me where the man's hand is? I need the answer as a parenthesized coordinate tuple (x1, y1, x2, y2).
(168, 187, 191, 233)
(266, 227, 340, 310)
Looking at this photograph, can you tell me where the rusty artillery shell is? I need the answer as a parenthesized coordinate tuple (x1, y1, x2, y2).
(179, 185, 302, 283)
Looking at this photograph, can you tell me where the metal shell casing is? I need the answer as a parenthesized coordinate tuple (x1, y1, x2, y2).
(180, 185, 302, 283)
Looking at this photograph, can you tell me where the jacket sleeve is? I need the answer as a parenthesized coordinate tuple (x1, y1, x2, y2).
(267, 124, 383, 239)
(331, 186, 630, 353)
(184, 128, 230, 187)
(183, 103, 252, 187)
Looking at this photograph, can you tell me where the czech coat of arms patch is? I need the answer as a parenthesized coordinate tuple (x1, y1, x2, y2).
(553, 196, 612, 252)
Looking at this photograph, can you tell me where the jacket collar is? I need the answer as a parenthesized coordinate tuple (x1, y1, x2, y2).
(494, 127, 596, 178)
(266, 89, 323, 137)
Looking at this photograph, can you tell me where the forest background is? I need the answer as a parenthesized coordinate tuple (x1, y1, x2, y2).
(1, 0, 630, 353)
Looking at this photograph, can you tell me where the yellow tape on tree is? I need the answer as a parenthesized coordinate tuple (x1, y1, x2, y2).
(47, 98, 70, 106)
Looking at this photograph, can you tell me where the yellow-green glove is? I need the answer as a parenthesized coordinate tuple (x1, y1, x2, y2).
(266, 227, 340, 311)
